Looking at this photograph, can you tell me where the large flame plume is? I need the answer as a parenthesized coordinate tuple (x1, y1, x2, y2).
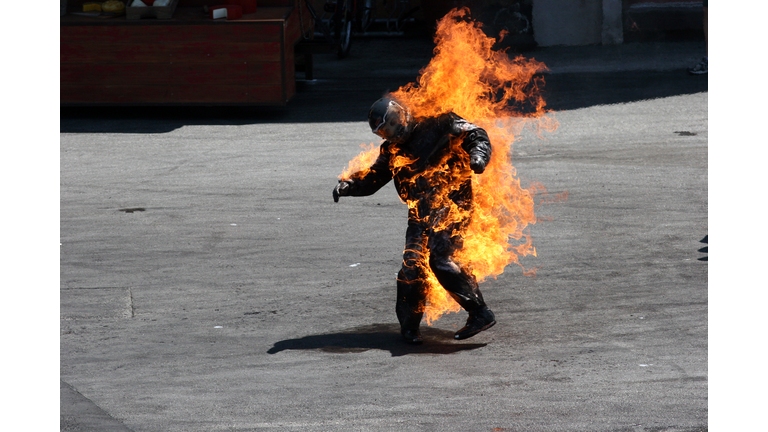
(339, 8, 558, 324)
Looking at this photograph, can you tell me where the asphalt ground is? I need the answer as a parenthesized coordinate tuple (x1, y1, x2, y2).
(57, 34, 710, 432)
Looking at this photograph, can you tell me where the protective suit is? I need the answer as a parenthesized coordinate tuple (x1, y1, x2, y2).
(334, 97, 496, 343)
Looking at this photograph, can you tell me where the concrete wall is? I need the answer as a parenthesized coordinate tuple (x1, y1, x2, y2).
(533, 0, 623, 46)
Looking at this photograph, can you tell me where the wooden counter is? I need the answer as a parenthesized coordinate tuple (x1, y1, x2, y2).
(61, 1, 314, 105)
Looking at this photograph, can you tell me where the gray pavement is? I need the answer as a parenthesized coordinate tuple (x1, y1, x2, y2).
(60, 35, 707, 432)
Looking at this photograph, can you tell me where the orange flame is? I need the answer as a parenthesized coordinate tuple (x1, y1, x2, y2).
(339, 143, 380, 181)
(341, 8, 559, 325)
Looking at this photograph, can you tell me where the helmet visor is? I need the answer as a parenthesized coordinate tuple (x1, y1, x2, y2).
(371, 101, 409, 141)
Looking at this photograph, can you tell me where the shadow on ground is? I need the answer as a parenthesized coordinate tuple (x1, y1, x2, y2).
(60, 380, 134, 432)
(59, 68, 706, 134)
(60, 32, 707, 135)
(542, 70, 707, 111)
(267, 323, 487, 357)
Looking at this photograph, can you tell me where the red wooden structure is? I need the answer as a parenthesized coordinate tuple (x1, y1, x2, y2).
(60, 0, 315, 105)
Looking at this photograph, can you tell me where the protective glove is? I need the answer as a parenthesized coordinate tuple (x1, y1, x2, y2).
(333, 180, 351, 203)
(470, 156, 487, 174)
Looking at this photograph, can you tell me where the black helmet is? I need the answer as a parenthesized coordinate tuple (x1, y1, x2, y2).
(368, 97, 391, 131)
(368, 97, 412, 143)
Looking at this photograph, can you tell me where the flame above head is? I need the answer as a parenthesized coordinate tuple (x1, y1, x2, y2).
(393, 11, 549, 122)
(340, 7, 559, 325)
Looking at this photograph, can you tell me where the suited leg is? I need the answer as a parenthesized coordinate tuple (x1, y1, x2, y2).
(427, 229, 486, 312)
(428, 228, 496, 340)
(396, 223, 428, 343)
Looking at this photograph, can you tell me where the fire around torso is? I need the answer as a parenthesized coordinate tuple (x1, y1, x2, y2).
(347, 112, 492, 227)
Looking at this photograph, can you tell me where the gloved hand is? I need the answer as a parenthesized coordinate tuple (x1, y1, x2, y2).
(470, 156, 487, 174)
(333, 180, 351, 203)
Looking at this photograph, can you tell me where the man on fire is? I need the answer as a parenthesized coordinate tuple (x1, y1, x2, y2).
(333, 96, 496, 344)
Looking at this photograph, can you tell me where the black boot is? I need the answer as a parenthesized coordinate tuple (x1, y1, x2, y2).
(399, 310, 423, 344)
(454, 306, 496, 340)
(396, 277, 426, 344)
(396, 302, 424, 344)
(401, 327, 423, 344)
